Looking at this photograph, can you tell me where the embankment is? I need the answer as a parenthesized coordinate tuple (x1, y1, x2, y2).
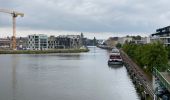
(0, 48, 89, 54)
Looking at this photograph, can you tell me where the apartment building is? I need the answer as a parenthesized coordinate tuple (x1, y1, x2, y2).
(28, 34, 48, 50)
(48, 35, 58, 49)
(55, 35, 82, 49)
(151, 26, 170, 46)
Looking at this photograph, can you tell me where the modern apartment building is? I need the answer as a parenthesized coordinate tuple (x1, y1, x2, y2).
(55, 35, 82, 49)
(151, 26, 170, 46)
(48, 35, 58, 49)
(28, 34, 48, 50)
(67, 35, 82, 48)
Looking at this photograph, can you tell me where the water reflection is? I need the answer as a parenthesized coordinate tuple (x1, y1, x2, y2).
(27, 54, 81, 60)
(0, 47, 140, 100)
(12, 55, 18, 100)
(108, 65, 123, 69)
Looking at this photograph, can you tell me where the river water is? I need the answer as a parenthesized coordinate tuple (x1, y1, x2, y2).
(0, 47, 139, 100)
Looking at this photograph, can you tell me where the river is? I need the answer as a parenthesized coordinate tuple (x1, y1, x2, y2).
(0, 46, 140, 100)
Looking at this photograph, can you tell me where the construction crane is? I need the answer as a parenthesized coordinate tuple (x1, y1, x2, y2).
(0, 9, 24, 50)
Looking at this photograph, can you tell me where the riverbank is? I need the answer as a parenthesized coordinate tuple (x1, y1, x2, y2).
(120, 49, 153, 99)
(0, 48, 89, 54)
(97, 45, 112, 50)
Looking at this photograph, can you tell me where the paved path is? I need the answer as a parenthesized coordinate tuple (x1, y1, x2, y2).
(120, 49, 154, 99)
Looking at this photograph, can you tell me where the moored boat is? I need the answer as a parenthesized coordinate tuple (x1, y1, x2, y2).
(108, 48, 123, 65)
(111, 47, 119, 53)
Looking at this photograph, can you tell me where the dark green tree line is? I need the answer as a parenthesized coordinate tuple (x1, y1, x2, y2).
(122, 42, 168, 72)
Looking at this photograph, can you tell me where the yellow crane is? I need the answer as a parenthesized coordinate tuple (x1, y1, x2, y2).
(0, 9, 24, 50)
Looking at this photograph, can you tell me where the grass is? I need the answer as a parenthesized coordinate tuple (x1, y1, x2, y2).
(0, 48, 89, 54)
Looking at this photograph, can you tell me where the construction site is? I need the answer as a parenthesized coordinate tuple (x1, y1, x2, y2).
(0, 9, 24, 50)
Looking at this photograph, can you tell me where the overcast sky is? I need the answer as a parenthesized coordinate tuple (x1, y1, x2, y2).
(0, 0, 170, 39)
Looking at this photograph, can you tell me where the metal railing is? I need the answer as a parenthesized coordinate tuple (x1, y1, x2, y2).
(153, 67, 170, 91)
(167, 69, 170, 74)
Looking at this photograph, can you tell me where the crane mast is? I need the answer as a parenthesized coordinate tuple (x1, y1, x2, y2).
(0, 9, 24, 50)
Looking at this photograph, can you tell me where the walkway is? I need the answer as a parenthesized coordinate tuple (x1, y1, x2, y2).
(120, 49, 154, 99)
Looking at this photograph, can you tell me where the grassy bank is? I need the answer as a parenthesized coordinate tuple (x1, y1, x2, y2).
(0, 48, 89, 54)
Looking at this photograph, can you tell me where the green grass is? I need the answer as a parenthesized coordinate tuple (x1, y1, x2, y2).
(0, 48, 89, 54)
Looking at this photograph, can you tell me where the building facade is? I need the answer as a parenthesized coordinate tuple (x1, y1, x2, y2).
(55, 35, 82, 49)
(48, 35, 58, 49)
(0, 37, 11, 49)
(28, 34, 48, 50)
(0, 33, 86, 50)
(0, 37, 28, 50)
(16, 37, 28, 50)
(118, 37, 133, 44)
(151, 26, 170, 46)
(133, 37, 150, 44)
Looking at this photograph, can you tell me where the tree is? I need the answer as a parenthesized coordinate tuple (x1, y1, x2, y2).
(116, 43, 122, 49)
(123, 41, 168, 72)
(146, 42, 168, 72)
(132, 35, 141, 40)
(93, 37, 97, 46)
(165, 46, 170, 59)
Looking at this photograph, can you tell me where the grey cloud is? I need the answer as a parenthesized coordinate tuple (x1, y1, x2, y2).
(0, 0, 170, 33)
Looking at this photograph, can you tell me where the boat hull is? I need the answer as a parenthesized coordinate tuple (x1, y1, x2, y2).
(108, 61, 123, 65)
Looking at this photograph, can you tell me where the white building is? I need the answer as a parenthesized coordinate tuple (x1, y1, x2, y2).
(133, 37, 150, 44)
(28, 34, 48, 50)
(118, 37, 133, 44)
